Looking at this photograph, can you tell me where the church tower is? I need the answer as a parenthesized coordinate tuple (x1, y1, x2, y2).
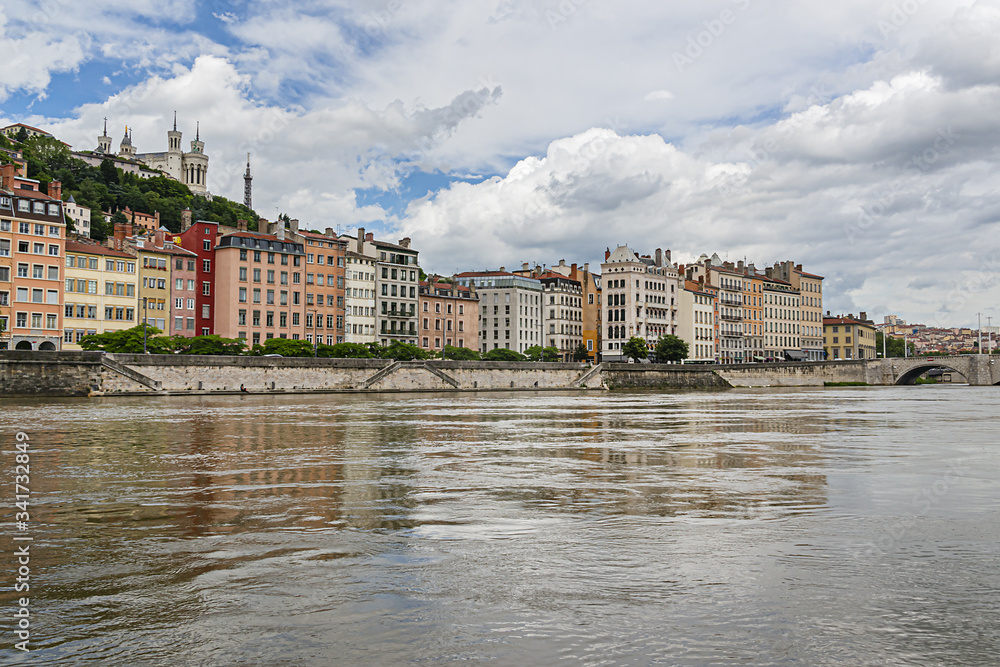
(118, 126, 136, 159)
(244, 153, 252, 209)
(190, 121, 204, 154)
(167, 111, 182, 153)
(96, 117, 112, 154)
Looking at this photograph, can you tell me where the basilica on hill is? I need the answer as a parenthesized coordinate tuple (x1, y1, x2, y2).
(78, 113, 210, 197)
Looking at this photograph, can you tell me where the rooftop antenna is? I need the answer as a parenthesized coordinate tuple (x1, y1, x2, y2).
(173, 110, 177, 131)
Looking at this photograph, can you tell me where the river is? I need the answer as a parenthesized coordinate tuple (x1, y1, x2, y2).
(1, 386, 998, 665)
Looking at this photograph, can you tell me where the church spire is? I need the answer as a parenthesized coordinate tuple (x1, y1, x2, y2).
(173, 110, 177, 131)
(244, 153, 253, 209)
(196, 121, 199, 141)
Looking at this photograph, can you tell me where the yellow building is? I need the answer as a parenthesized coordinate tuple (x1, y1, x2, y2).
(62, 240, 137, 349)
(823, 313, 877, 360)
(134, 241, 172, 333)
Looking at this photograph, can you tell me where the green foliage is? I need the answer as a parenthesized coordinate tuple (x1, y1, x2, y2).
(622, 336, 650, 362)
(653, 335, 689, 363)
(572, 343, 591, 362)
(176, 335, 246, 356)
(110, 210, 129, 226)
(525, 345, 560, 362)
(441, 345, 480, 360)
(483, 348, 527, 362)
(248, 338, 316, 357)
(375, 341, 431, 361)
(79, 325, 173, 353)
(15, 127, 29, 143)
(875, 333, 915, 358)
(317, 342, 373, 358)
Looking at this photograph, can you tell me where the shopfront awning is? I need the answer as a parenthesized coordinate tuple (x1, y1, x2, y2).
(784, 350, 808, 361)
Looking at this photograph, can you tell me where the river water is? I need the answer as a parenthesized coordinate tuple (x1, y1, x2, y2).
(1, 386, 999, 665)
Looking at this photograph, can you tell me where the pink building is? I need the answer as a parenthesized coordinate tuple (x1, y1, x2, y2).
(418, 280, 479, 353)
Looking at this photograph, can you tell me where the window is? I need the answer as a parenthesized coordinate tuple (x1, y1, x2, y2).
(267, 290, 275, 305)
(238, 310, 247, 326)
(202, 304, 210, 319)
(203, 240, 211, 251)
(16, 312, 26, 328)
(202, 259, 211, 272)
(107, 259, 115, 271)
(239, 287, 247, 303)
(267, 270, 275, 283)
(202, 282, 210, 296)
(239, 267, 247, 281)
(0, 240, 9, 257)
(240, 249, 248, 261)
(32, 265, 43, 279)
(48, 244, 59, 256)
(267, 253, 275, 264)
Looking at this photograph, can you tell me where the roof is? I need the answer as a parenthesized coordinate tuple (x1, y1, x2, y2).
(454, 271, 514, 277)
(2, 123, 52, 137)
(372, 238, 416, 252)
(823, 316, 873, 326)
(795, 269, 825, 279)
(65, 240, 133, 258)
(5, 187, 57, 201)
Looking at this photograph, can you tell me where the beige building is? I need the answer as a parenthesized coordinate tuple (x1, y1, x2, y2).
(768, 261, 824, 361)
(677, 281, 716, 362)
(600, 246, 679, 361)
(824, 313, 877, 360)
(762, 276, 801, 361)
(341, 227, 379, 345)
(62, 240, 137, 349)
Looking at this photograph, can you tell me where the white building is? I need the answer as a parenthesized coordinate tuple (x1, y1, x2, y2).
(341, 228, 379, 344)
(455, 271, 543, 354)
(676, 282, 716, 362)
(63, 195, 91, 238)
(600, 245, 679, 361)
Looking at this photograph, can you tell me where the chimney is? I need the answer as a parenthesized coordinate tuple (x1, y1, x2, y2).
(357, 227, 365, 242)
(237, 219, 247, 231)
(558, 259, 566, 267)
(398, 237, 411, 249)
(522, 262, 530, 271)
(605, 247, 611, 261)
(0, 163, 16, 190)
(365, 232, 373, 242)
(860, 311, 868, 321)
(153, 210, 161, 229)
(113, 221, 129, 251)
(289, 218, 299, 233)
(796, 263, 803, 271)
(154, 227, 165, 247)
(326, 227, 335, 237)
(737, 260, 745, 272)
(665, 249, 671, 263)
(275, 227, 285, 241)
(48, 180, 62, 202)
(499, 266, 506, 273)
(571, 262, 577, 275)
(181, 208, 192, 231)
(654, 249, 662, 266)
(583, 262, 589, 273)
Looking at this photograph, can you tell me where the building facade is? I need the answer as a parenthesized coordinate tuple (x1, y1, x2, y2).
(455, 271, 543, 354)
(824, 313, 877, 360)
(768, 261, 824, 361)
(762, 276, 801, 361)
(374, 238, 419, 346)
(0, 170, 66, 350)
(600, 246, 679, 361)
(539, 272, 583, 361)
(677, 281, 716, 362)
(341, 228, 378, 345)
(61, 241, 137, 349)
(418, 280, 479, 353)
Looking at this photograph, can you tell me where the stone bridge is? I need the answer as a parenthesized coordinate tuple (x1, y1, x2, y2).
(864, 355, 1000, 386)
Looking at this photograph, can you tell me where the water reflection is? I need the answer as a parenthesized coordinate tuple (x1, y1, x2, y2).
(1, 387, 998, 665)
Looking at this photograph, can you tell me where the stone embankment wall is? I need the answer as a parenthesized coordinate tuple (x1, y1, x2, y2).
(715, 360, 868, 387)
(105, 354, 389, 393)
(601, 363, 730, 390)
(0, 351, 104, 397)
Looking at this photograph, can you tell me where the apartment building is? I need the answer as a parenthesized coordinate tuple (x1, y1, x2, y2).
(743, 269, 765, 361)
(519, 259, 602, 361)
(538, 272, 583, 360)
(600, 246, 678, 361)
(175, 212, 217, 336)
(374, 237, 419, 346)
(341, 227, 379, 345)
(762, 275, 801, 360)
(296, 226, 346, 347)
(824, 312, 877, 360)
(677, 280, 716, 362)
(0, 169, 66, 350)
(768, 261, 824, 361)
(418, 280, 479, 353)
(454, 270, 543, 354)
(61, 240, 136, 349)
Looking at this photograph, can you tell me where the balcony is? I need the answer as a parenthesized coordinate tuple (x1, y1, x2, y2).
(720, 312, 742, 321)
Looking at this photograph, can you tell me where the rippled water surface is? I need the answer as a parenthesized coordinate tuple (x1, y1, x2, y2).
(2, 386, 999, 665)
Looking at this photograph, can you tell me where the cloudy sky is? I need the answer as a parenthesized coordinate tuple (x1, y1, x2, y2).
(2, 0, 1000, 327)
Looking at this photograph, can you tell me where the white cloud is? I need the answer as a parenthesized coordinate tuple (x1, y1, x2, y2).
(644, 90, 675, 102)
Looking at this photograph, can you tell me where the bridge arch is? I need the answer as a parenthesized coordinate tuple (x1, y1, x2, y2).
(894, 363, 967, 385)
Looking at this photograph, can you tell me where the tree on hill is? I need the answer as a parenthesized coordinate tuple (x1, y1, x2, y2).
(653, 335, 689, 363)
(622, 336, 650, 363)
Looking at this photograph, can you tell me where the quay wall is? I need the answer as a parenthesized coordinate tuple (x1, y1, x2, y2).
(0, 351, 104, 397)
(715, 360, 868, 387)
